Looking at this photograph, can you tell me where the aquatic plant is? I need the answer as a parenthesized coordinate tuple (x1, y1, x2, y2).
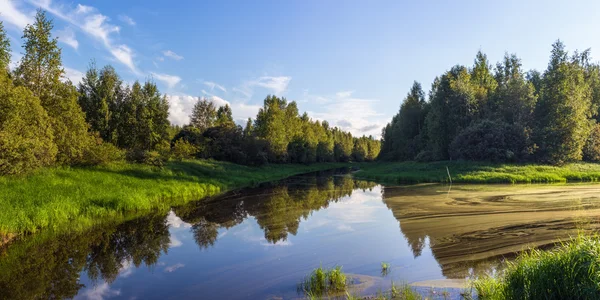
(474, 234, 600, 299)
(381, 261, 391, 277)
(299, 266, 347, 297)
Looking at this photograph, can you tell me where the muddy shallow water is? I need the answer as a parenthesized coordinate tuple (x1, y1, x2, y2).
(1, 169, 600, 299)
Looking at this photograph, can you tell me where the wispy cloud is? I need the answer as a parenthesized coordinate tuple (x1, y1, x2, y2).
(166, 93, 261, 126)
(74, 282, 120, 300)
(163, 50, 183, 60)
(118, 14, 135, 26)
(164, 263, 185, 273)
(151, 72, 181, 88)
(203, 80, 226, 93)
(56, 26, 78, 49)
(29, 0, 141, 74)
(0, 0, 34, 29)
(234, 76, 292, 99)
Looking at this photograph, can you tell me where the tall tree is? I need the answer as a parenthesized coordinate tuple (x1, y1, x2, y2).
(216, 104, 234, 127)
(190, 97, 216, 131)
(534, 40, 593, 164)
(470, 51, 497, 119)
(14, 10, 92, 164)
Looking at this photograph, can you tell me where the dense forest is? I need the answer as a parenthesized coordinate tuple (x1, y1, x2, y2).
(380, 42, 600, 165)
(0, 11, 379, 176)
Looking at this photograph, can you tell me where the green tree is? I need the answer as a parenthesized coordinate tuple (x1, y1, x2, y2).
(14, 10, 92, 164)
(0, 71, 57, 174)
(534, 40, 593, 164)
(190, 97, 216, 131)
(0, 21, 9, 70)
(216, 104, 235, 127)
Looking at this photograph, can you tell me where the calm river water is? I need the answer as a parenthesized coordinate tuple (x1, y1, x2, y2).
(2, 168, 600, 299)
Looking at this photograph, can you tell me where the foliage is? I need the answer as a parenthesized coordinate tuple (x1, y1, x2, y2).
(0, 21, 9, 70)
(583, 123, 600, 161)
(381, 41, 600, 166)
(474, 235, 600, 300)
(172, 139, 197, 161)
(0, 71, 57, 174)
(449, 120, 531, 162)
(190, 97, 217, 131)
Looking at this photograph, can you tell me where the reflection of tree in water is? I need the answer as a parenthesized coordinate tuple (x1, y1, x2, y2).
(0, 213, 171, 300)
(175, 170, 377, 247)
(192, 218, 219, 250)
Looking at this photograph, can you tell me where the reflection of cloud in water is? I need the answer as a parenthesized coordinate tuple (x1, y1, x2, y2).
(337, 224, 355, 232)
(166, 211, 191, 228)
(164, 263, 185, 273)
(260, 240, 292, 247)
(169, 235, 183, 247)
(118, 260, 134, 278)
(74, 282, 120, 300)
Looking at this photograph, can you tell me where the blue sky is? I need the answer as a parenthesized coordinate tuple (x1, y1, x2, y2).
(1, 0, 600, 137)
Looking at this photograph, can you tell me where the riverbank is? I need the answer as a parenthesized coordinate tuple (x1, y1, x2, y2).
(354, 161, 600, 184)
(0, 160, 350, 245)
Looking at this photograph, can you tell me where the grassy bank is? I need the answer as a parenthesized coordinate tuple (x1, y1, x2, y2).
(0, 160, 349, 244)
(474, 235, 600, 299)
(354, 161, 600, 184)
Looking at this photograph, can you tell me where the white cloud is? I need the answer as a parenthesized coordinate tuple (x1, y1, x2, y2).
(234, 76, 291, 100)
(151, 72, 181, 88)
(336, 90, 354, 98)
(166, 211, 191, 228)
(63, 66, 84, 84)
(74, 283, 120, 300)
(304, 91, 385, 138)
(163, 50, 183, 60)
(203, 81, 226, 93)
(169, 235, 183, 248)
(31, 1, 141, 74)
(0, 0, 34, 28)
(166, 93, 260, 126)
(118, 260, 134, 278)
(56, 27, 78, 49)
(260, 239, 293, 247)
(118, 14, 135, 26)
(164, 263, 185, 273)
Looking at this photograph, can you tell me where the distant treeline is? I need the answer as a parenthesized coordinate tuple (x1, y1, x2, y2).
(380, 42, 600, 165)
(0, 11, 379, 175)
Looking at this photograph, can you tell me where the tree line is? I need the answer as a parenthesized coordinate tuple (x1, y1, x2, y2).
(380, 41, 600, 165)
(0, 10, 379, 175)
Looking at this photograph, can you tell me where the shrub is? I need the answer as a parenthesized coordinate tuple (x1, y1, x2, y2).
(583, 123, 600, 162)
(83, 141, 125, 165)
(449, 120, 531, 162)
(0, 72, 57, 175)
(414, 150, 437, 162)
(172, 139, 197, 161)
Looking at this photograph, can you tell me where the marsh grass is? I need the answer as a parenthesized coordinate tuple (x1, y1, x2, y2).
(473, 234, 600, 299)
(299, 266, 347, 297)
(371, 282, 422, 300)
(355, 161, 600, 184)
(0, 160, 349, 243)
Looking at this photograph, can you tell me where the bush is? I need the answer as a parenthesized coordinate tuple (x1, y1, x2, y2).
(83, 141, 125, 165)
(449, 120, 531, 162)
(583, 123, 600, 162)
(126, 149, 164, 166)
(0, 72, 57, 175)
(172, 139, 197, 161)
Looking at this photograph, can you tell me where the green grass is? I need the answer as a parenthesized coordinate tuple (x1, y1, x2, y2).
(0, 159, 350, 244)
(473, 235, 600, 299)
(299, 266, 347, 297)
(354, 161, 600, 184)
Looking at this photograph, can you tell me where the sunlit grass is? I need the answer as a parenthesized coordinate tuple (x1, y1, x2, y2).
(355, 161, 600, 184)
(473, 234, 600, 299)
(381, 261, 391, 277)
(0, 160, 349, 243)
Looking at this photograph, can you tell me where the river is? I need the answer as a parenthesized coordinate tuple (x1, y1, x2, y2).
(1, 168, 599, 299)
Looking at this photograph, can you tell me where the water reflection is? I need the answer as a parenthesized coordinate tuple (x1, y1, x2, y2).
(1, 170, 600, 299)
